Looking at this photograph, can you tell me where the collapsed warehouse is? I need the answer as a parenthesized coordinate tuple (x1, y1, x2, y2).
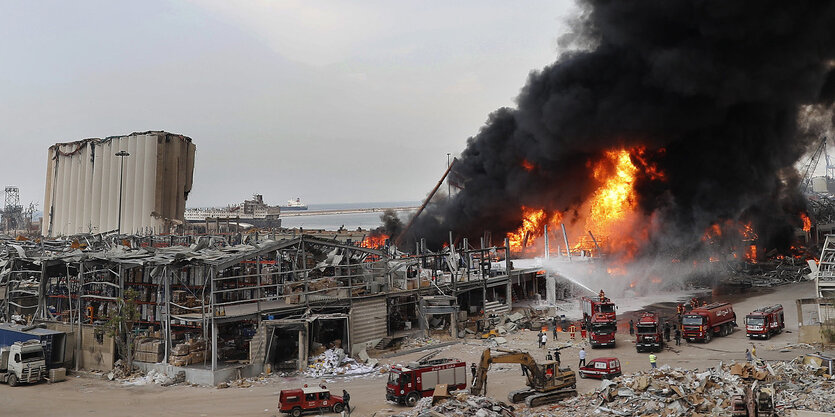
(0, 233, 576, 384)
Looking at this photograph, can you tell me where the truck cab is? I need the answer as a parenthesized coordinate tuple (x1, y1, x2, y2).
(745, 304, 784, 339)
(0, 340, 47, 386)
(635, 312, 664, 352)
(589, 319, 617, 347)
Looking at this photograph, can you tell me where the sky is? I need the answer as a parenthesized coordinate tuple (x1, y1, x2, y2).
(0, 0, 575, 208)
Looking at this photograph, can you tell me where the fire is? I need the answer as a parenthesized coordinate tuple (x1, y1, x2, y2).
(703, 223, 722, 241)
(360, 233, 388, 248)
(801, 212, 812, 232)
(521, 159, 535, 172)
(745, 244, 757, 263)
(505, 146, 665, 262)
(507, 207, 562, 252)
(702, 220, 760, 262)
(588, 149, 638, 234)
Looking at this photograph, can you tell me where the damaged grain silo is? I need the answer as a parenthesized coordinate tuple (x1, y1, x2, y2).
(42, 131, 196, 236)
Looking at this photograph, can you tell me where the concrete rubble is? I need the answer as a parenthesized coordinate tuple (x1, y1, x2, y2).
(514, 357, 835, 416)
(393, 392, 516, 417)
(304, 347, 378, 378)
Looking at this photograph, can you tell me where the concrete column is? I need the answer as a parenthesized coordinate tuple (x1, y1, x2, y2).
(211, 267, 217, 372)
(297, 324, 306, 372)
(450, 312, 458, 338)
(546, 274, 557, 305)
(164, 267, 171, 364)
(76, 262, 84, 371)
(211, 319, 218, 372)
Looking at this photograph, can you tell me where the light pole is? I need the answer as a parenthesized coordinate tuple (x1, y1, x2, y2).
(447, 153, 451, 198)
(116, 150, 130, 234)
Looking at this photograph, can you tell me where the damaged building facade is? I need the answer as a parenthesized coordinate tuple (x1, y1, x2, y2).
(42, 131, 195, 236)
(0, 233, 576, 384)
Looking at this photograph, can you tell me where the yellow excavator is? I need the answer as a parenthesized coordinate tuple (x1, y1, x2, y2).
(471, 348, 577, 407)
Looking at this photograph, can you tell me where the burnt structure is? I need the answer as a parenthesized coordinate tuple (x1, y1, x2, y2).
(0, 233, 558, 384)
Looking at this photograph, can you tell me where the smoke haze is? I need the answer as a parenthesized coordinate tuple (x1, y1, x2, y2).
(403, 1, 835, 257)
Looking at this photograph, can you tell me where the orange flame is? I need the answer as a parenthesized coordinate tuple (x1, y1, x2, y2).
(360, 234, 388, 248)
(745, 244, 758, 263)
(506, 146, 665, 262)
(801, 212, 812, 232)
(521, 159, 535, 172)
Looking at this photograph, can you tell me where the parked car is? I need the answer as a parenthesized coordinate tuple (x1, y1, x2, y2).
(279, 385, 344, 417)
(578, 357, 622, 379)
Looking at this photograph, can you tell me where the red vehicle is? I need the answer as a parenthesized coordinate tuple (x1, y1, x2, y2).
(279, 385, 344, 417)
(578, 357, 622, 379)
(635, 312, 664, 352)
(386, 358, 467, 407)
(682, 302, 736, 343)
(580, 294, 617, 348)
(746, 304, 784, 339)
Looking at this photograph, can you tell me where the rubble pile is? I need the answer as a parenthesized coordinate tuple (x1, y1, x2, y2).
(124, 369, 174, 386)
(518, 359, 835, 417)
(394, 393, 515, 417)
(305, 348, 377, 378)
(725, 256, 813, 286)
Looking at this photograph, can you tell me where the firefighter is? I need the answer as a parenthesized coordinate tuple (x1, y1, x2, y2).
(674, 327, 681, 346)
(664, 322, 671, 342)
(552, 323, 559, 340)
(553, 348, 561, 367)
(599, 289, 606, 301)
(569, 324, 576, 340)
(342, 389, 351, 415)
(649, 353, 657, 369)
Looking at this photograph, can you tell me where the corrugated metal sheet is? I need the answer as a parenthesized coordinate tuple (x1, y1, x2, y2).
(42, 132, 195, 236)
(350, 295, 387, 346)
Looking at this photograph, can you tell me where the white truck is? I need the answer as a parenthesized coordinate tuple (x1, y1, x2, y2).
(0, 340, 47, 386)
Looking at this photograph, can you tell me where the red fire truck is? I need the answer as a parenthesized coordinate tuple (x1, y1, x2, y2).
(386, 358, 467, 407)
(745, 304, 784, 339)
(635, 312, 664, 352)
(580, 294, 617, 348)
(682, 302, 736, 343)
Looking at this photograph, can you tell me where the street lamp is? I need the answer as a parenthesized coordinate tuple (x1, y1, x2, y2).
(447, 153, 451, 198)
(115, 150, 130, 234)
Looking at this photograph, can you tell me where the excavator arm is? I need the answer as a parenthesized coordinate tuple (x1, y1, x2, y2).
(471, 348, 546, 396)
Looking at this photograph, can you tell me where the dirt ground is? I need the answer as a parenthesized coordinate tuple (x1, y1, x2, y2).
(0, 281, 828, 417)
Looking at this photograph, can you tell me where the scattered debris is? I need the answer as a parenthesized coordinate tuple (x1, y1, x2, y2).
(393, 392, 516, 417)
(305, 347, 377, 378)
(511, 357, 835, 416)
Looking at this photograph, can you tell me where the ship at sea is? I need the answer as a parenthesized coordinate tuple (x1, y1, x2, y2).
(185, 194, 282, 228)
(280, 197, 308, 211)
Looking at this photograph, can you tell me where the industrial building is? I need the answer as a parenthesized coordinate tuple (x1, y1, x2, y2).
(42, 131, 195, 237)
(0, 232, 567, 384)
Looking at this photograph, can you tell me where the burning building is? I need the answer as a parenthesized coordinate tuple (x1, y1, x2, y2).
(400, 1, 835, 279)
(42, 131, 196, 236)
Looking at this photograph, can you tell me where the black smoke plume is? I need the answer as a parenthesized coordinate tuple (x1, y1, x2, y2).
(400, 1, 835, 256)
